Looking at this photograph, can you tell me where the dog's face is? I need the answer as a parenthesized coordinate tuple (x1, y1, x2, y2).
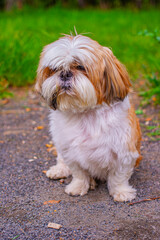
(35, 35, 131, 112)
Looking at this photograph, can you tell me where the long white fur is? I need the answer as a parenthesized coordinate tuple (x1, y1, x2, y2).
(39, 35, 139, 201)
(47, 97, 139, 201)
(42, 72, 97, 112)
(42, 35, 96, 70)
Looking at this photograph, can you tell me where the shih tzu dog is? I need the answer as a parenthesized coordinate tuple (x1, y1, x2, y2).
(35, 34, 142, 202)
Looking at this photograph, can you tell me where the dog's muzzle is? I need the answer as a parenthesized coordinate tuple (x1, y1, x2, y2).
(60, 71, 73, 90)
(60, 71, 73, 82)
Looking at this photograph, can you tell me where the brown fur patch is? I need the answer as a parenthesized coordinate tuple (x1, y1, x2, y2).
(72, 42, 132, 105)
(102, 47, 131, 104)
(128, 105, 142, 167)
(36, 66, 55, 93)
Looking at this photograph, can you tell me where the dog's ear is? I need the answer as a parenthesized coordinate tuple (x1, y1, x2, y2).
(35, 66, 51, 94)
(102, 47, 131, 104)
(35, 49, 45, 94)
(35, 48, 54, 95)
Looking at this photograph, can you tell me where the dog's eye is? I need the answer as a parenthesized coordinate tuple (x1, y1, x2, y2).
(52, 67, 57, 72)
(76, 65, 85, 71)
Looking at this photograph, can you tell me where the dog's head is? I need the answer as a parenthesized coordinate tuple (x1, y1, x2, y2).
(35, 35, 131, 112)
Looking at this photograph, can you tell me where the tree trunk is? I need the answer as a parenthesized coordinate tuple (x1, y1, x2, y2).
(17, 0, 23, 9)
(77, 0, 85, 8)
(5, 0, 23, 10)
(136, 0, 142, 9)
(5, 0, 14, 10)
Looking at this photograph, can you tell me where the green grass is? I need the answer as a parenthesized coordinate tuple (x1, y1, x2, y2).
(0, 7, 160, 87)
(135, 109, 144, 115)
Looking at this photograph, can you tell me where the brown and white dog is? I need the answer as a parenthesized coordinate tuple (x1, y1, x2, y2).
(35, 34, 142, 202)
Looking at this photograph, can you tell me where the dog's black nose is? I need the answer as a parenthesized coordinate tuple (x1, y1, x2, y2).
(60, 71, 73, 81)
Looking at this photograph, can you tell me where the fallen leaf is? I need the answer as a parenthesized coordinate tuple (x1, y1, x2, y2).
(36, 126, 44, 130)
(25, 108, 31, 112)
(152, 96, 156, 102)
(53, 150, 57, 156)
(32, 107, 40, 111)
(46, 146, 57, 156)
(47, 147, 53, 152)
(52, 147, 57, 156)
(139, 80, 145, 86)
(42, 170, 47, 174)
(145, 117, 152, 121)
(142, 138, 148, 141)
(1, 99, 9, 105)
(1, 109, 24, 114)
(43, 200, 61, 205)
(48, 222, 62, 229)
(0, 140, 4, 143)
(46, 143, 53, 148)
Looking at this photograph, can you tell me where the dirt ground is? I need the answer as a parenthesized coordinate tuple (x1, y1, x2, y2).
(0, 88, 160, 240)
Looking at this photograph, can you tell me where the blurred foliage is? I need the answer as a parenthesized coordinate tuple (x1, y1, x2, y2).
(0, 5, 160, 103)
(138, 29, 160, 104)
(0, 0, 160, 10)
(0, 8, 160, 87)
(138, 28, 160, 42)
(0, 79, 13, 99)
(140, 72, 160, 105)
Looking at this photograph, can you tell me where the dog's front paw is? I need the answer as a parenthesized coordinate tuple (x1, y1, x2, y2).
(112, 186, 136, 202)
(46, 164, 71, 179)
(65, 179, 89, 196)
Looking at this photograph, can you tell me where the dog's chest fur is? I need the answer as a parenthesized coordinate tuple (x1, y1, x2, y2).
(49, 97, 132, 179)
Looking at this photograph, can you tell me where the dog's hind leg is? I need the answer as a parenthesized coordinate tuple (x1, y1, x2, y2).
(107, 152, 138, 202)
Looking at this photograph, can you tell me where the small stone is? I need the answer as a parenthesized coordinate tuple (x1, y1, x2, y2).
(48, 222, 62, 229)
(28, 159, 34, 162)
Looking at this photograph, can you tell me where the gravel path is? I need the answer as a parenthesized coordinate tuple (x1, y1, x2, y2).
(0, 89, 160, 240)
